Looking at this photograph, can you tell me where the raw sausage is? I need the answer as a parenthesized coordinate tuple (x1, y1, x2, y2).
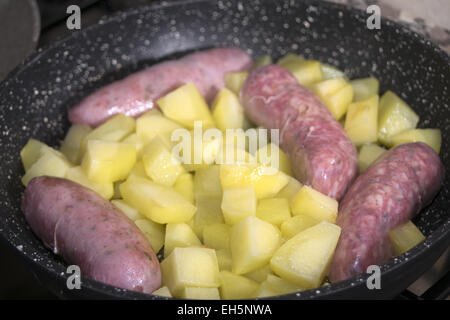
(241, 64, 358, 200)
(68, 47, 252, 127)
(329, 142, 444, 282)
(21, 176, 161, 293)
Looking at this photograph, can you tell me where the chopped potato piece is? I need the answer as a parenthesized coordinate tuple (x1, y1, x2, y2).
(193, 165, 222, 199)
(270, 221, 341, 289)
(221, 186, 257, 225)
(81, 140, 136, 183)
(388, 128, 441, 154)
(256, 274, 303, 297)
(180, 287, 220, 300)
(350, 77, 379, 101)
(120, 175, 196, 224)
(122, 133, 145, 160)
(378, 91, 419, 145)
(256, 143, 293, 176)
(230, 216, 281, 274)
(280, 215, 321, 239)
(164, 223, 201, 258)
(111, 199, 144, 221)
(344, 95, 379, 146)
(358, 143, 386, 173)
(20, 139, 55, 171)
(311, 78, 354, 120)
(136, 111, 184, 147)
(157, 83, 214, 129)
(152, 286, 172, 298)
(66, 166, 113, 199)
(212, 88, 245, 131)
(253, 55, 273, 70)
(135, 219, 165, 253)
(193, 197, 224, 240)
(60, 125, 92, 164)
(389, 221, 426, 256)
(180, 129, 223, 171)
(290, 186, 338, 223)
(174, 173, 194, 203)
(276, 177, 303, 202)
(161, 247, 220, 296)
(321, 63, 346, 80)
(277, 53, 302, 66)
(216, 248, 232, 271)
(224, 71, 248, 95)
(256, 198, 291, 227)
(244, 264, 274, 283)
(278, 54, 323, 86)
(128, 161, 149, 180)
(219, 271, 259, 300)
(203, 223, 230, 250)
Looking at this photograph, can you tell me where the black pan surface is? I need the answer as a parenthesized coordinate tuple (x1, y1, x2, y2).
(0, 0, 449, 299)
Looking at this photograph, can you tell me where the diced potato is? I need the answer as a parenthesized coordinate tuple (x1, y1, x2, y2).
(66, 166, 113, 199)
(311, 78, 354, 120)
(378, 91, 419, 145)
(221, 186, 257, 225)
(253, 55, 273, 70)
(174, 173, 194, 203)
(244, 264, 274, 283)
(135, 219, 165, 253)
(128, 161, 149, 180)
(111, 199, 144, 221)
(344, 95, 379, 146)
(22, 148, 73, 186)
(256, 274, 303, 297)
(193, 197, 224, 240)
(224, 71, 249, 95)
(120, 175, 196, 224)
(20, 139, 55, 171)
(193, 165, 222, 199)
(277, 53, 302, 66)
(180, 287, 220, 300)
(350, 77, 379, 101)
(136, 111, 184, 147)
(181, 129, 222, 171)
(142, 136, 186, 187)
(216, 248, 232, 271)
(122, 133, 145, 160)
(215, 143, 255, 165)
(81, 140, 136, 183)
(321, 63, 346, 80)
(388, 128, 441, 154)
(220, 163, 289, 199)
(358, 143, 386, 173)
(276, 177, 303, 202)
(157, 83, 214, 129)
(161, 247, 220, 296)
(290, 186, 338, 223)
(219, 271, 259, 300)
(270, 221, 341, 289)
(256, 143, 293, 176)
(389, 221, 426, 256)
(256, 198, 291, 227)
(212, 88, 245, 131)
(203, 223, 230, 250)
(230, 216, 281, 274)
(152, 286, 172, 297)
(60, 125, 92, 164)
(164, 223, 202, 258)
(280, 215, 321, 239)
(278, 54, 323, 86)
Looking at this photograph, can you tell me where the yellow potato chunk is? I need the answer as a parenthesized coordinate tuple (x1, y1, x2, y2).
(20, 139, 55, 171)
(193, 165, 222, 199)
(180, 287, 220, 300)
(255, 274, 303, 298)
(81, 140, 136, 183)
(219, 271, 259, 300)
(389, 221, 426, 256)
(120, 175, 196, 224)
(377, 90, 419, 145)
(256, 198, 291, 227)
(202, 223, 231, 250)
(142, 136, 186, 187)
(193, 197, 224, 240)
(256, 143, 293, 176)
(311, 78, 354, 120)
(174, 172, 194, 203)
(276, 176, 303, 202)
(216, 248, 232, 271)
(157, 83, 214, 129)
(244, 264, 274, 283)
(358, 143, 386, 173)
(290, 186, 338, 223)
(127, 161, 149, 180)
(212, 88, 245, 131)
(278, 54, 323, 86)
(224, 71, 249, 95)
(344, 95, 379, 146)
(388, 128, 441, 154)
(221, 186, 257, 225)
(122, 133, 145, 160)
(230, 216, 281, 274)
(280, 215, 321, 239)
(179, 129, 223, 171)
(350, 77, 379, 101)
(66, 166, 113, 199)
(136, 111, 184, 147)
(270, 221, 341, 289)
(60, 124, 92, 164)
(164, 223, 201, 258)
(135, 219, 165, 253)
(111, 199, 144, 221)
(152, 286, 172, 298)
(253, 55, 272, 70)
(321, 63, 346, 80)
(161, 247, 220, 296)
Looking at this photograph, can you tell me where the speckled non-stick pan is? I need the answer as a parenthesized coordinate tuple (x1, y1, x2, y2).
(0, 0, 449, 299)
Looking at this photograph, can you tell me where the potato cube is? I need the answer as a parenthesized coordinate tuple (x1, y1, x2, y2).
(128, 161, 149, 180)
(161, 247, 220, 296)
(81, 140, 136, 183)
(180, 130, 222, 171)
(378, 91, 419, 145)
(193, 197, 224, 240)
(22, 149, 72, 186)
(256, 198, 291, 227)
(219, 271, 259, 300)
(174, 173, 194, 203)
(278, 55, 323, 86)
(66, 166, 113, 199)
(122, 133, 145, 160)
(321, 63, 346, 80)
(256, 274, 303, 297)
(224, 71, 248, 95)
(276, 177, 303, 202)
(389, 221, 425, 256)
(164, 223, 202, 258)
(60, 125, 92, 164)
(270, 221, 341, 289)
(111, 199, 144, 221)
(136, 111, 184, 147)
(120, 175, 196, 224)
(253, 55, 272, 70)
(290, 186, 338, 223)
(135, 219, 165, 253)
(221, 186, 257, 225)
(203, 224, 230, 250)
(280, 215, 321, 239)
(193, 165, 222, 199)
(230, 216, 281, 274)
(277, 53, 302, 66)
(180, 287, 220, 300)
(256, 143, 293, 176)
(344, 95, 379, 146)
(152, 286, 172, 297)
(20, 139, 55, 171)
(311, 78, 354, 120)
(388, 128, 441, 154)
(358, 143, 386, 173)
(216, 249, 232, 271)
(157, 83, 214, 129)
(243, 264, 274, 283)
(212, 88, 245, 131)
(350, 77, 379, 101)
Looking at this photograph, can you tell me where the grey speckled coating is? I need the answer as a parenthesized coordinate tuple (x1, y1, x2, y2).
(0, 0, 449, 299)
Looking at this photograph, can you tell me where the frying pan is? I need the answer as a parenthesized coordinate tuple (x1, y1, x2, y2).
(0, 0, 449, 300)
